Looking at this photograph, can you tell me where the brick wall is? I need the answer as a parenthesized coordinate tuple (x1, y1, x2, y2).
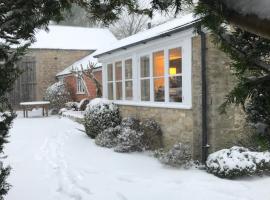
(25, 49, 93, 100)
(64, 70, 102, 102)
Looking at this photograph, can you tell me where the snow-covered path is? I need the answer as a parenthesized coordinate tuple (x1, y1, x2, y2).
(5, 111, 270, 200)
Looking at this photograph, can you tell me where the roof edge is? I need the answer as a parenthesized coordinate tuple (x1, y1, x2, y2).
(94, 20, 200, 58)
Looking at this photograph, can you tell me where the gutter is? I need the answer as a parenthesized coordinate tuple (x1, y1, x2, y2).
(197, 26, 209, 163)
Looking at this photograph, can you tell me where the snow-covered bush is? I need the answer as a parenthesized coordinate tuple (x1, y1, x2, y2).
(44, 82, 71, 112)
(84, 98, 121, 138)
(114, 127, 144, 153)
(206, 146, 270, 178)
(141, 119, 162, 150)
(95, 126, 121, 148)
(121, 117, 141, 131)
(65, 102, 79, 110)
(78, 98, 90, 111)
(155, 143, 192, 168)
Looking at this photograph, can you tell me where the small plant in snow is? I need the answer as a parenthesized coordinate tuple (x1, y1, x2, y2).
(114, 127, 144, 153)
(65, 102, 79, 111)
(44, 82, 71, 112)
(78, 98, 90, 111)
(121, 117, 141, 131)
(95, 126, 121, 148)
(84, 98, 121, 138)
(206, 146, 270, 178)
(141, 119, 162, 150)
(155, 143, 192, 168)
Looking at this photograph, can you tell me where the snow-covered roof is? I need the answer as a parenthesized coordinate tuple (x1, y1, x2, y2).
(95, 14, 197, 57)
(30, 25, 117, 50)
(56, 53, 101, 77)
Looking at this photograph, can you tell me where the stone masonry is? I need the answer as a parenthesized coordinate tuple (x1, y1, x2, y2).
(26, 49, 92, 101)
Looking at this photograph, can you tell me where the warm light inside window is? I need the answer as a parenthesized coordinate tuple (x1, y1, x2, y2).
(169, 67, 177, 75)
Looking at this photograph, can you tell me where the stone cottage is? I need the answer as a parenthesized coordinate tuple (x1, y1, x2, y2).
(94, 14, 245, 161)
(56, 54, 102, 102)
(8, 25, 116, 107)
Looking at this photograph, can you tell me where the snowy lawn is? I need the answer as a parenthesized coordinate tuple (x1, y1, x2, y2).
(5, 110, 270, 200)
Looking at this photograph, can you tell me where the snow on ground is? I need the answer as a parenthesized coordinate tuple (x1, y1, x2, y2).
(5, 109, 270, 200)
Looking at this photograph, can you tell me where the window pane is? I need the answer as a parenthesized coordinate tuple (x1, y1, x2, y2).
(140, 56, 150, 77)
(125, 59, 132, 79)
(108, 83, 114, 100)
(169, 76, 182, 102)
(116, 82, 122, 100)
(169, 48, 182, 75)
(153, 51, 164, 77)
(154, 77, 165, 102)
(107, 64, 113, 81)
(115, 61, 122, 81)
(141, 79, 150, 101)
(125, 81, 133, 100)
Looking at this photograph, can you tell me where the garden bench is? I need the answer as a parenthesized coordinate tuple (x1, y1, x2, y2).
(20, 101, 50, 118)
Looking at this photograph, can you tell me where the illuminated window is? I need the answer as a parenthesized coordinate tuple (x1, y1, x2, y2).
(169, 48, 182, 102)
(125, 59, 133, 100)
(140, 56, 150, 101)
(153, 51, 165, 102)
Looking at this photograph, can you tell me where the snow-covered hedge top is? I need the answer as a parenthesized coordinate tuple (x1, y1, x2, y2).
(0, 111, 11, 122)
(206, 146, 270, 176)
(85, 98, 111, 111)
(46, 82, 67, 96)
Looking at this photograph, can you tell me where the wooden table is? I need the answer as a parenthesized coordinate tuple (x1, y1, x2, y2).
(20, 101, 50, 118)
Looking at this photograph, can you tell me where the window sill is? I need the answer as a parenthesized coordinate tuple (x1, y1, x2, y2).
(76, 92, 86, 95)
(108, 100, 192, 109)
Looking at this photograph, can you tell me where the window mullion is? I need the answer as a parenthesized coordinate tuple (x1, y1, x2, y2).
(150, 53, 154, 102)
(122, 60, 125, 100)
(165, 48, 169, 103)
(113, 63, 116, 100)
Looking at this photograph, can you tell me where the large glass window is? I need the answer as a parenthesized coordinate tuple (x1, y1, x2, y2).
(115, 61, 122, 100)
(153, 51, 165, 102)
(106, 45, 187, 106)
(140, 56, 150, 101)
(125, 59, 133, 100)
(169, 48, 182, 102)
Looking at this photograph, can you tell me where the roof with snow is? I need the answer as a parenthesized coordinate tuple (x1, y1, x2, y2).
(56, 53, 101, 77)
(30, 25, 117, 50)
(94, 14, 198, 57)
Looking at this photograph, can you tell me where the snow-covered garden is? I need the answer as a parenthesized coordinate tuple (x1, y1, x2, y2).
(5, 109, 270, 200)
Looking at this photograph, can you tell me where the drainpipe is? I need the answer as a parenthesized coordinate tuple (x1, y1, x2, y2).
(197, 26, 209, 164)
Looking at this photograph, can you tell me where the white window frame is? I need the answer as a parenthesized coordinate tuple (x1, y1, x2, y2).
(76, 76, 86, 94)
(101, 31, 192, 109)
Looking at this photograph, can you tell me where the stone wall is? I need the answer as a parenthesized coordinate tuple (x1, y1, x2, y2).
(26, 49, 92, 100)
(119, 34, 246, 160)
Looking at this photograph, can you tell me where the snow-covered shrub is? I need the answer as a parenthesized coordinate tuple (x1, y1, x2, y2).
(206, 146, 270, 178)
(65, 102, 79, 110)
(141, 119, 162, 150)
(114, 127, 144, 153)
(78, 98, 90, 111)
(155, 143, 192, 168)
(121, 117, 141, 131)
(84, 98, 121, 138)
(95, 126, 121, 148)
(44, 82, 71, 112)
